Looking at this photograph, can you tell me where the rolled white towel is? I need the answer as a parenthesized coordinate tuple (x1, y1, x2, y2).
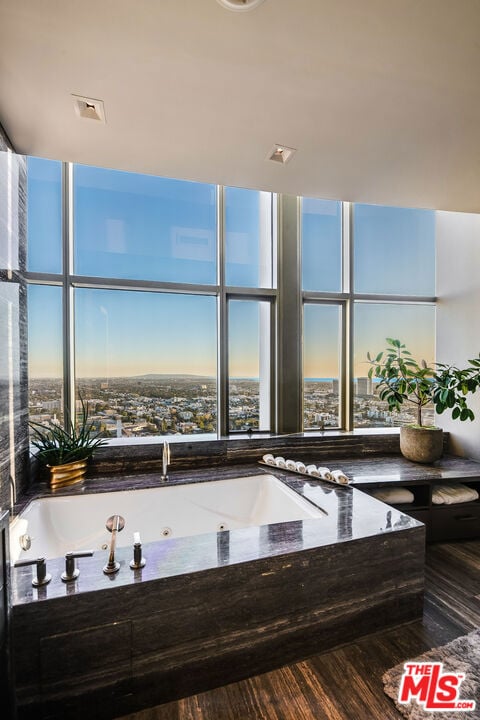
(316, 466, 333, 481)
(306, 464, 320, 477)
(285, 459, 297, 471)
(295, 461, 306, 474)
(330, 469, 350, 485)
(432, 483, 479, 505)
(275, 456, 286, 468)
(371, 487, 414, 504)
(262, 453, 276, 466)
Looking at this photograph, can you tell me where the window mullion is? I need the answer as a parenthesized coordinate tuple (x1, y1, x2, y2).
(344, 201, 354, 431)
(277, 194, 302, 434)
(62, 162, 75, 426)
(217, 186, 228, 437)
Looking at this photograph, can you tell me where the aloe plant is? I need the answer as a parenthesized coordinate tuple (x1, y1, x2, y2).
(29, 396, 107, 466)
(366, 338, 480, 427)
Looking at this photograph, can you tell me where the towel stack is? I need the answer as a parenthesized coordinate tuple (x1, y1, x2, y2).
(370, 487, 415, 504)
(432, 483, 479, 505)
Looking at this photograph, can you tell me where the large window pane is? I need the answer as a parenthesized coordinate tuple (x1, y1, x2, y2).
(354, 204, 435, 295)
(302, 198, 342, 292)
(225, 187, 273, 288)
(354, 302, 435, 428)
(228, 300, 271, 432)
(27, 157, 62, 273)
(28, 285, 63, 426)
(303, 304, 341, 428)
(74, 165, 217, 284)
(75, 289, 217, 437)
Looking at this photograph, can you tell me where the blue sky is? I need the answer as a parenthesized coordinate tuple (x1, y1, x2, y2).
(302, 198, 342, 292)
(353, 203, 435, 295)
(27, 157, 436, 379)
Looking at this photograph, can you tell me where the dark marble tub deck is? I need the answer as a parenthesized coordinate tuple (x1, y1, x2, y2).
(11, 450, 480, 607)
(12, 460, 424, 605)
(13, 444, 480, 719)
(10, 459, 426, 719)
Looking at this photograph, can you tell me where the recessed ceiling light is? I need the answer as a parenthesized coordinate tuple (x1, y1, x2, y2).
(71, 94, 106, 123)
(267, 144, 297, 165)
(216, 0, 266, 12)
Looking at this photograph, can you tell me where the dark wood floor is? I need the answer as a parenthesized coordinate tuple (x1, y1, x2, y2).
(120, 540, 480, 720)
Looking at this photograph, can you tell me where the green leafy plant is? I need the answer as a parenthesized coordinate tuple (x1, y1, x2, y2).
(366, 338, 480, 427)
(29, 396, 107, 466)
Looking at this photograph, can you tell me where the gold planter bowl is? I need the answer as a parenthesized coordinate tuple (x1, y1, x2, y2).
(47, 459, 88, 490)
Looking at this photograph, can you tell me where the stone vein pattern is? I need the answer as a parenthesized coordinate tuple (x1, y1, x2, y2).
(0, 139, 28, 513)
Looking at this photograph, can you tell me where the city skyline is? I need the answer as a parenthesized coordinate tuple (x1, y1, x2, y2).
(29, 373, 433, 438)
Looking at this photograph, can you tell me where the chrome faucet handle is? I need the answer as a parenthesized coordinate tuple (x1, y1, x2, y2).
(61, 550, 94, 582)
(130, 532, 146, 570)
(161, 440, 170, 481)
(14, 557, 52, 587)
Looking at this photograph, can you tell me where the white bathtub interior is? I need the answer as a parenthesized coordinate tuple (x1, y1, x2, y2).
(10, 474, 326, 563)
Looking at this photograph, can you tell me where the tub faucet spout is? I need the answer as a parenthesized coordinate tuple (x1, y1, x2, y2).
(103, 514, 125, 575)
(161, 440, 170, 482)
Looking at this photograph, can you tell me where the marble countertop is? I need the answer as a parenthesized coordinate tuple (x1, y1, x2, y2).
(16, 452, 480, 508)
(11, 459, 428, 607)
(319, 453, 480, 485)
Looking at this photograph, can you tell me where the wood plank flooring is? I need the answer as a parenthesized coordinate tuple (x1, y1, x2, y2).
(119, 540, 480, 720)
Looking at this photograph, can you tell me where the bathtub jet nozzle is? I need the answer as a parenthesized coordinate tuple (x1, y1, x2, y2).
(103, 514, 125, 575)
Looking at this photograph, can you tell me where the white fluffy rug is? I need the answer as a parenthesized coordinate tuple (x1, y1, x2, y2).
(383, 629, 480, 720)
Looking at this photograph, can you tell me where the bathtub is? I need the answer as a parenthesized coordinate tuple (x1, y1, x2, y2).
(10, 469, 425, 720)
(10, 473, 326, 563)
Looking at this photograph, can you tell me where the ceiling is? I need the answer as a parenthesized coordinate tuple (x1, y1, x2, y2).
(1, 0, 479, 212)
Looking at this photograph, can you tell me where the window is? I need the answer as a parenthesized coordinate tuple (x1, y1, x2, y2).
(75, 289, 217, 437)
(303, 303, 342, 429)
(26, 158, 276, 438)
(354, 302, 436, 428)
(27, 157, 62, 273)
(228, 299, 272, 432)
(351, 204, 436, 428)
(353, 204, 435, 295)
(301, 198, 436, 431)
(301, 198, 342, 293)
(74, 165, 217, 284)
(225, 187, 274, 288)
(28, 284, 63, 426)
(26, 157, 436, 440)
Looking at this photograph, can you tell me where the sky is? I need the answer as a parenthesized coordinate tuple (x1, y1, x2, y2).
(303, 303, 340, 378)
(302, 198, 435, 377)
(353, 303, 435, 377)
(27, 157, 436, 379)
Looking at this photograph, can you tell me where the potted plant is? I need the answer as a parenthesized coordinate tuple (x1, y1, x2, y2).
(29, 396, 107, 489)
(366, 338, 480, 463)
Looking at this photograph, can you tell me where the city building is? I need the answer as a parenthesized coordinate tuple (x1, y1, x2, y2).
(356, 377, 373, 397)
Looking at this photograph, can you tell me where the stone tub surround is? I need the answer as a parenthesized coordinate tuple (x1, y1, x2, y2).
(10, 462, 425, 720)
(11, 463, 424, 603)
(27, 427, 450, 490)
(80, 429, 419, 478)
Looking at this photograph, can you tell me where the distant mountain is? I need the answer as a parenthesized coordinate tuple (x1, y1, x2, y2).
(71, 374, 260, 382)
(130, 373, 215, 381)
